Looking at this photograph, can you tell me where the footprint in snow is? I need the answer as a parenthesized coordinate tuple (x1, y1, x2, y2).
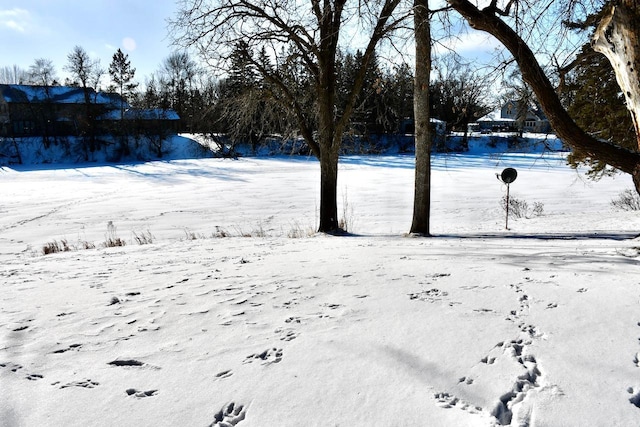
(210, 402, 247, 426)
(628, 387, 640, 408)
(60, 379, 99, 389)
(433, 392, 481, 413)
(215, 369, 233, 379)
(244, 348, 283, 365)
(126, 388, 158, 398)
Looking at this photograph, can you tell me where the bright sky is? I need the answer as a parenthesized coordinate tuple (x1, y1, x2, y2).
(0, 1, 504, 88)
(0, 1, 178, 86)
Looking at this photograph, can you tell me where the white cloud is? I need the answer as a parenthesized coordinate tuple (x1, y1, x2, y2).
(0, 8, 31, 33)
(435, 31, 502, 59)
(122, 37, 137, 52)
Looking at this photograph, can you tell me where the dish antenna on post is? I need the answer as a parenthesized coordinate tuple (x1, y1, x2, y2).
(496, 168, 517, 230)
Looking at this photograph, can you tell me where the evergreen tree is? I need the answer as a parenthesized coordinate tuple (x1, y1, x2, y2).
(564, 44, 636, 178)
(108, 49, 138, 121)
(108, 49, 138, 154)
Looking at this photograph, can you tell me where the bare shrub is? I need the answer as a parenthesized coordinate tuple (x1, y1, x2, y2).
(501, 196, 544, 219)
(287, 221, 315, 238)
(42, 239, 71, 255)
(81, 241, 96, 250)
(339, 188, 355, 233)
(133, 229, 154, 245)
(611, 189, 640, 211)
(213, 226, 231, 238)
(104, 221, 126, 247)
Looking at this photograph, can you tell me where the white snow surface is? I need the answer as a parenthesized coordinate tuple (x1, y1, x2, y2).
(1, 140, 640, 426)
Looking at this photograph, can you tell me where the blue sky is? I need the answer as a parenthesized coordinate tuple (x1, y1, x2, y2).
(0, 1, 178, 85)
(0, 1, 504, 88)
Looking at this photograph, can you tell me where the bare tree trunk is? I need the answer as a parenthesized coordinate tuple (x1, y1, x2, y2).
(595, 0, 640, 193)
(592, 1, 640, 150)
(319, 148, 339, 232)
(447, 0, 640, 194)
(410, 0, 432, 235)
(315, 2, 343, 233)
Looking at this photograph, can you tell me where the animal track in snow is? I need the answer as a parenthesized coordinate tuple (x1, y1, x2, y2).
(274, 328, 298, 341)
(458, 376, 474, 385)
(52, 343, 82, 354)
(244, 348, 283, 365)
(126, 388, 158, 398)
(433, 392, 482, 413)
(0, 361, 23, 372)
(215, 369, 233, 379)
(210, 402, 247, 427)
(408, 288, 448, 302)
(634, 353, 640, 368)
(108, 358, 161, 372)
(26, 373, 43, 381)
(628, 387, 640, 408)
(60, 379, 99, 389)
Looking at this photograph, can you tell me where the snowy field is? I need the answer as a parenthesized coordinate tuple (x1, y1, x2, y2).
(1, 145, 640, 426)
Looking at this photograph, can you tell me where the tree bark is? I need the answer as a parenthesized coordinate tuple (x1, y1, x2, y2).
(592, 1, 640, 150)
(410, 0, 432, 235)
(447, 0, 640, 194)
(314, 1, 343, 233)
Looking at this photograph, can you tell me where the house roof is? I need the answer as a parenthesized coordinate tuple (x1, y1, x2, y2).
(477, 109, 515, 122)
(0, 84, 123, 106)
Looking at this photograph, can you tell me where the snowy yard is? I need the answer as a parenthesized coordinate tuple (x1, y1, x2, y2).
(1, 148, 640, 426)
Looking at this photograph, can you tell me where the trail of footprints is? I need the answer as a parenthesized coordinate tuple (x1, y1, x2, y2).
(433, 274, 546, 425)
(630, 322, 640, 409)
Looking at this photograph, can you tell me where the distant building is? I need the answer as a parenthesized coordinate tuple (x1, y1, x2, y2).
(399, 117, 447, 135)
(0, 84, 179, 137)
(472, 100, 551, 134)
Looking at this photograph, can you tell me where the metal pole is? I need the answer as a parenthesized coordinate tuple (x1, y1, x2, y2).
(505, 183, 510, 230)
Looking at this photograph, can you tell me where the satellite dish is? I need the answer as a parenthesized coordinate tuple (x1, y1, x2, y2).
(501, 168, 518, 184)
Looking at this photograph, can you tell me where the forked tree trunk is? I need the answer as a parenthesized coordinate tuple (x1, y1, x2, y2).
(447, 0, 640, 195)
(410, 0, 432, 235)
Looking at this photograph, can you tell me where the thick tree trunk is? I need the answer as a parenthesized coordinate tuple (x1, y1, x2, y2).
(410, 0, 432, 235)
(318, 148, 339, 232)
(592, 1, 640, 151)
(315, 5, 341, 234)
(447, 0, 640, 195)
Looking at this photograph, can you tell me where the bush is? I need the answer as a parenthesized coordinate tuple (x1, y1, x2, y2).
(43, 239, 71, 255)
(501, 195, 544, 219)
(133, 229, 154, 245)
(611, 189, 640, 211)
(104, 221, 126, 247)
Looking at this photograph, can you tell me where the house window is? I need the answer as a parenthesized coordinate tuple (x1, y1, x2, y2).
(525, 120, 535, 129)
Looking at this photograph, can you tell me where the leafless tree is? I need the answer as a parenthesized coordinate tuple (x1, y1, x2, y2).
(170, 0, 409, 232)
(447, 0, 640, 194)
(27, 58, 58, 90)
(65, 46, 104, 154)
(0, 65, 27, 84)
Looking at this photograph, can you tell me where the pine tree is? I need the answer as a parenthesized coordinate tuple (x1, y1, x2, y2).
(565, 44, 636, 178)
(108, 49, 138, 121)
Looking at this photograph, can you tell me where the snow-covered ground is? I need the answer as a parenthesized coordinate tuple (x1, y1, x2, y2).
(1, 138, 640, 426)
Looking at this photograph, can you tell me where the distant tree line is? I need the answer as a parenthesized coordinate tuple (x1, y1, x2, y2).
(2, 45, 499, 150)
(1, 29, 633, 164)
